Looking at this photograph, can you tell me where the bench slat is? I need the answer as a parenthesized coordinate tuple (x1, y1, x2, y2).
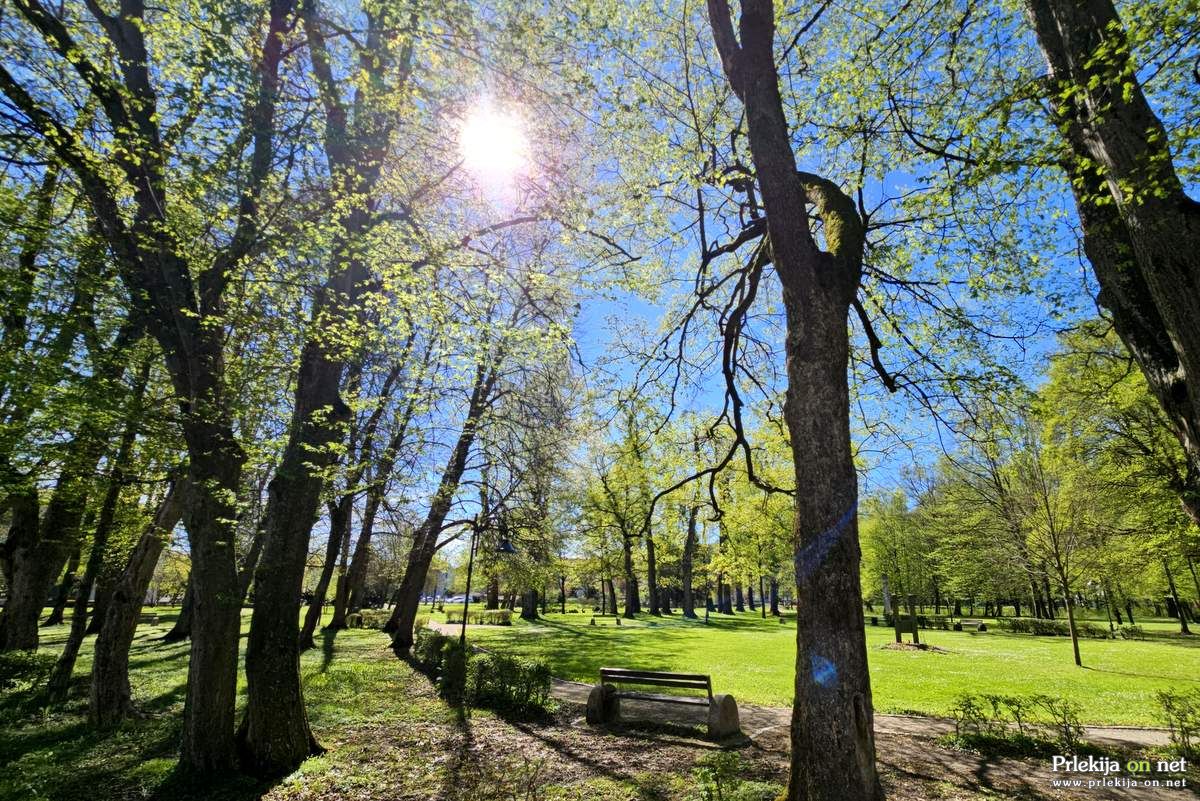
(600, 668, 711, 683)
(615, 690, 711, 706)
(602, 677, 711, 692)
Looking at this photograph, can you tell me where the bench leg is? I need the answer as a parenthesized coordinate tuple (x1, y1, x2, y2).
(586, 684, 619, 725)
(707, 694, 739, 739)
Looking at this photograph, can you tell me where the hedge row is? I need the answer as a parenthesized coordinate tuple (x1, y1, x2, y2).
(412, 627, 550, 716)
(991, 617, 1111, 639)
(444, 609, 512, 626)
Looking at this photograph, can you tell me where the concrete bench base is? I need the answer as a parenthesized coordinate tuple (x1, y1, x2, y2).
(586, 683, 740, 739)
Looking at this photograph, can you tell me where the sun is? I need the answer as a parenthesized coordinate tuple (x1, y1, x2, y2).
(458, 103, 528, 186)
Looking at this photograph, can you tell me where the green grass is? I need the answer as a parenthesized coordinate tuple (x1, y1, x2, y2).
(0, 611, 489, 801)
(4, 605, 1194, 801)
(464, 611, 1200, 726)
(0, 609, 789, 801)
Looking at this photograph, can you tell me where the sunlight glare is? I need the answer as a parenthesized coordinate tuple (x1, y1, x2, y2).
(458, 103, 529, 186)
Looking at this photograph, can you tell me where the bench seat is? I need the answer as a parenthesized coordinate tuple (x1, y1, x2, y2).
(588, 667, 739, 738)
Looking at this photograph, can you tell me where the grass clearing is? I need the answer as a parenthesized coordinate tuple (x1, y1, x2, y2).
(464, 610, 1200, 726)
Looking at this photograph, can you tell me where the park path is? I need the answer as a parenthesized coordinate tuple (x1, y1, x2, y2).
(546, 678, 1172, 750)
(549, 678, 1191, 801)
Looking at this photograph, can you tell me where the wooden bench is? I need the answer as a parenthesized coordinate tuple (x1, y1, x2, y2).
(138, 612, 158, 625)
(586, 667, 739, 738)
(954, 619, 987, 632)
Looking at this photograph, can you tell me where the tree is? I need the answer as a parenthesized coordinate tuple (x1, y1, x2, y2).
(1022, 0, 1200, 521)
(0, 0, 302, 772)
(90, 474, 189, 727)
(704, 2, 881, 797)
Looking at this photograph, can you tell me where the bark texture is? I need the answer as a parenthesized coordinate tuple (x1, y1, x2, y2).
(90, 476, 188, 727)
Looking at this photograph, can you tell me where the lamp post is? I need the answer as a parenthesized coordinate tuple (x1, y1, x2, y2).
(460, 521, 517, 646)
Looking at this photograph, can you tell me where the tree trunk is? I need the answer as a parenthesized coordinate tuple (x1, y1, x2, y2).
(486, 576, 500, 610)
(706, 3, 881, 797)
(681, 504, 698, 619)
(299, 499, 351, 650)
(237, 515, 268, 604)
(521, 589, 539, 621)
(1025, 0, 1200, 522)
(90, 476, 189, 727)
(1042, 574, 1056, 619)
(42, 546, 81, 627)
(343, 486, 383, 618)
(179, 439, 247, 774)
(240, 328, 352, 774)
(1061, 580, 1082, 667)
(162, 576, 194, 643)
(1188, 558, 1200, 614)
(770, 577, 780, 616)
(906, 596, 920, 647)
(1164, 561, 1192, 635)
(734, 583, 745, 612)
(622, 536, 639, 618)
(49, 359, 150, 700)
(385, 350, 497, 650)
(645, 532, 660, 615)
(0, 434, 105, 651)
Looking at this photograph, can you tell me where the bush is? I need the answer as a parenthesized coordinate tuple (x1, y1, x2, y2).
(688, 752, 781, 801)
(358, 609, 392, 630)
(438, 639, 468, 706)
(0, 650, 56, 692)
(413, 627, 451, 672)
(947, 692, 1084, 752)
(445, 608, 512, 626)
(993, 617, 1109, 639)
(1157, 689, 1200, 759)
(466, 651, 552, 714)
(1118, 624, 1145, 640)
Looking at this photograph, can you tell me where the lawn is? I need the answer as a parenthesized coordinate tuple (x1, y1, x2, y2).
(4, 607, 1196, 801)
(464, 611, 1200, 726)
(5, 611, 739, 801)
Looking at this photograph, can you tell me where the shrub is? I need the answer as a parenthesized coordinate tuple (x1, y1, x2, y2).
(949, 694, 991, 737)
(1157, 689, 1200, 759)
(413, 627, 451, 673)
(948, 692, 1084, 752)
(993, 617, 1109, 639)
(1118, 624, 1144, 640)
(358, 609, 392, 630)
(0, 650, 56, 692)
(438, 639, 468, 705)
(1031, 695, 1085, 751)
(466, 651, 551, 714)
(688, 752, 781, 801)
(445, 608, 512, 626)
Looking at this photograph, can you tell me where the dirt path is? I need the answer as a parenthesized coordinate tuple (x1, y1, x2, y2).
(548, 679, 1193, 801)
(548, 679, 1172, 750)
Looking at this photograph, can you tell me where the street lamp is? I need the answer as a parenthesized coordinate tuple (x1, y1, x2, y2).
(460, 522, 517, 646)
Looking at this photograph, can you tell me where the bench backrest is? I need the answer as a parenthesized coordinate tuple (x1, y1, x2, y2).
(600, 667, 712, 698)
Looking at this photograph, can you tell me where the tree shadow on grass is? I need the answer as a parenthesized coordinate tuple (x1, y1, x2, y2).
(1080, 664, 1200, 683)
(150, 766, 278, 801)
(320, 627, 337, 673)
